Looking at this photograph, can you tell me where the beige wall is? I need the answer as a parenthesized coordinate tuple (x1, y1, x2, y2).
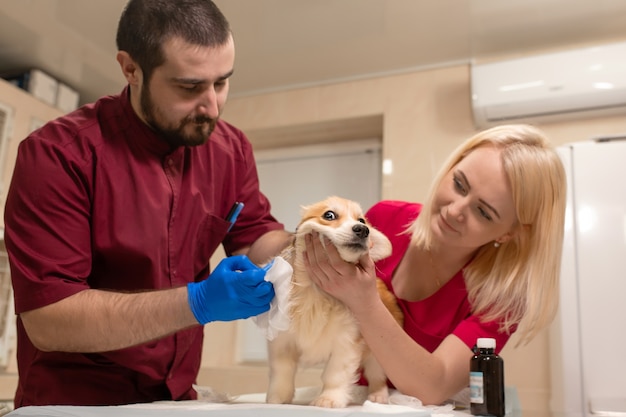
(199, 61, 626, 412)
(2, 54, 626, 410)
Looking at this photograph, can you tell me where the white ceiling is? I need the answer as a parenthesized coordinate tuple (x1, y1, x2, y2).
(0, 0, 625, 105)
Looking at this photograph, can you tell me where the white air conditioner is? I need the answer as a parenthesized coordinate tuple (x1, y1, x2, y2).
(471, 41, 626, 127)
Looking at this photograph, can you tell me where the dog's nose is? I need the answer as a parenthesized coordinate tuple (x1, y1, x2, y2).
(352, 224, 370, 239)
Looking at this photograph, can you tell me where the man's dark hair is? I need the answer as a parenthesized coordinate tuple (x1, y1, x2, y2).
(116, 0, 231, 81)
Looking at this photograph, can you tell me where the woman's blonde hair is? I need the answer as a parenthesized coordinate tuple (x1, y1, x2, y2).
(409, 124, 567, 346)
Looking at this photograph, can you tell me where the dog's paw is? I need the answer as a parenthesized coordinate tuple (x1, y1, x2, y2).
(266, 392, 294, 404)
(310, 396, 348, 408)
(266, 388, 295, 405)
(310, 391, 350, 408)
(367, 391, 390, 404)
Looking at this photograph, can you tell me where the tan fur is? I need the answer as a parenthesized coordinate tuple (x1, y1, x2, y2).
(266, 196, 404, 408)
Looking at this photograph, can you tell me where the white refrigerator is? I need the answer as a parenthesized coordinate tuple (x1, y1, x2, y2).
(551, 137, 626, 417)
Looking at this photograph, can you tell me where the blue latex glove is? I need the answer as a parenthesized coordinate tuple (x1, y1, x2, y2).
(187, 255, 275, 325)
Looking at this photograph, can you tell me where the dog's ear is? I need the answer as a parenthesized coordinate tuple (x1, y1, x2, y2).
(368, 227, 392, 261)
(299, 204, 311, 217)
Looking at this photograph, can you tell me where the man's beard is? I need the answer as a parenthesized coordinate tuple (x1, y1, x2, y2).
(140, 85, 217, 148)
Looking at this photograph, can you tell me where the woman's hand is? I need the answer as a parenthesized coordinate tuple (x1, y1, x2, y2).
(303, 231, 381, 314)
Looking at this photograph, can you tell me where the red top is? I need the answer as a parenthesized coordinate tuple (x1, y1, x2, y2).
(4, 87, 284, 407)
(366, 200, 511, 354)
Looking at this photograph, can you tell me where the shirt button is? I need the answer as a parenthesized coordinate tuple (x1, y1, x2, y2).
(168, 159, 174, 166)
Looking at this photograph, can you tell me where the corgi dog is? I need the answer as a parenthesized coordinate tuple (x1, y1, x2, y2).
(266, 196, 404, 408)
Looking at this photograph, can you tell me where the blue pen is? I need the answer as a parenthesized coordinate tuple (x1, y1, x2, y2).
(226, 202, 244, 232)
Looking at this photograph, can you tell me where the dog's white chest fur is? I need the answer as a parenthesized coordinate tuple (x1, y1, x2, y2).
(285, 264, 362, 365)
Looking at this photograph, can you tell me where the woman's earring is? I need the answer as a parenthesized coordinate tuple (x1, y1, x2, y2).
(494, 241, 501, 248)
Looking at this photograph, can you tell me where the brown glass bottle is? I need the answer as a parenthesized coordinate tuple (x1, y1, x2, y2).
(470, 338, 505, 417)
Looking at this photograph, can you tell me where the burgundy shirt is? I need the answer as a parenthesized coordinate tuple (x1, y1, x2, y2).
(4, 87, 284, 407)
(366, 201, 512, 354)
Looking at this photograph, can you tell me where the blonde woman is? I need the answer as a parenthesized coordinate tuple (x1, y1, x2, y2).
(304, 124, 567, 405)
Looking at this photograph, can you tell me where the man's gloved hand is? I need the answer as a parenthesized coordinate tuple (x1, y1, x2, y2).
(187, 255, 275, 325)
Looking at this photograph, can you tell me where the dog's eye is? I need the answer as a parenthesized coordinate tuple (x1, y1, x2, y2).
(323, 210, 337, 221)
(358, 218, 366, 224)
